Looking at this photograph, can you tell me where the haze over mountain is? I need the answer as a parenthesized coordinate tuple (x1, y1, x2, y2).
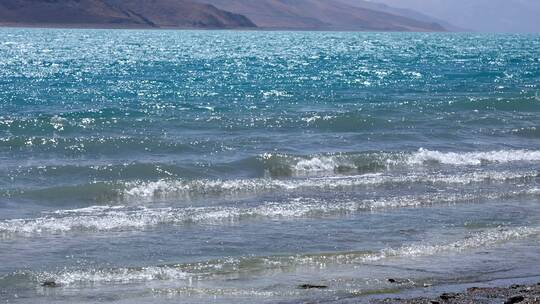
(336, 0, 461, 31)
(0, 0, 445, 31)
(193, 0, 445, 31)
(371, 0, 540, 32)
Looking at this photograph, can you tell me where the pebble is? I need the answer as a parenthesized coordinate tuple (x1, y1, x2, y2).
(41, 280, 58, 288)
(504, 295, 525, 304)
(439, 293, 458, 300)
(298, 284, 327, 289)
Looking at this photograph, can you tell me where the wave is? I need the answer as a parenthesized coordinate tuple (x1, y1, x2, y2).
(406, 148, 540, 166)
(0, 135, 195, 155)
(428, 95, 540, 112)
(4, 147, 539, 194)
(14, 226, 540, 286)
(260, 148, 540, 177)
(3, 169, 536, 204)
(152, 287, 282, 297)
(0, 163, 202, 189)
(510, 126, 540, 138)
(121, 170, 537, 201)
(260, 152, 394, 177)
(3, 148, 539, 185)
(33, 266, 189, 286)
(2, 189, 538, 235)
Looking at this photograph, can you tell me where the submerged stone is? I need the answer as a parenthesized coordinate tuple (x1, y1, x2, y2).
(41, 280, 58, 288)
(298, 284, 328, 289)
(439, 292, 458, 300)
(504, 295, 525, 304)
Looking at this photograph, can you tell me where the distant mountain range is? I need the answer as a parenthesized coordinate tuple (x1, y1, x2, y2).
(192, 0, 445, 31)
(0, 0, 445, 31)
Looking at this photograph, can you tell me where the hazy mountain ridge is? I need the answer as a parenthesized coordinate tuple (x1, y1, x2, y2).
(336, 0, 462, 31)
(371, 0, 540, 32)
(193, 0, 446, 31)
(0, 0, 446, 31)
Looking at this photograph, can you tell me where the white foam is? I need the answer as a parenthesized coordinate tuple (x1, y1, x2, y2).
(39, 266, 188, 285)
(153, 287, 280, 297)
(267, 149, 540, 176)
(408, 148, 540, 166)
(1, 189, 536, 235)
(379, 226, 540, 261)
(120, 170, 537, 201)
(293, 156, 344, 173)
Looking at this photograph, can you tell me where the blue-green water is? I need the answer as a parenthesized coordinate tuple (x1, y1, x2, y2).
(1, 29, 540, 303)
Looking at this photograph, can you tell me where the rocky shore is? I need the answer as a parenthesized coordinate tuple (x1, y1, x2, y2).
(372, 283, 540, 304)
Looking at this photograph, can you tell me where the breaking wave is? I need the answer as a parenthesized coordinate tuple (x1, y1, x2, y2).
(261, 148, 540, 176)
(121, 170, 537, 201)
(3, 169, 535, 204)
(1, 189, 538, 235)
(407, 148, 540, 166)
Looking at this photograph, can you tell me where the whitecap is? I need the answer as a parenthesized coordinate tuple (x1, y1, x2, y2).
(120, 170, 537, 201)
(408, 148, 540, 166)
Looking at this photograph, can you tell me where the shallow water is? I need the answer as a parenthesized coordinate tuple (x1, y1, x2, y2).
(0, 29, 539, 303)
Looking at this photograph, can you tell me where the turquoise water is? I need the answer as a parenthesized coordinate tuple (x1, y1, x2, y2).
(0, 29, 540, 303)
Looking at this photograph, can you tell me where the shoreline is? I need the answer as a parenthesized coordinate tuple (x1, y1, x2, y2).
(364, 276, 540, 304)
(0, 23, 449, 32)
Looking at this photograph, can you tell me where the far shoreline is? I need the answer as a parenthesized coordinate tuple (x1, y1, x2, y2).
(0, 22, 452, 33)
(2, 24, 534, 34)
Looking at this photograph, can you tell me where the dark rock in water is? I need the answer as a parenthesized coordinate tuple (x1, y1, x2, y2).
(41, 280, 58, 287)
(504, 295, 525, 304)
(430, 301, 440, 304)
(388, 278, 410, 284)
(298, 284, 328, 289)
(511, 284, 524, 289)
(439, 293, 458, 300)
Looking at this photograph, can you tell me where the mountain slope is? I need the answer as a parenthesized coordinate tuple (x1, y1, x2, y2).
(0, 0, 256, 28)
(193, 0, 446, 31)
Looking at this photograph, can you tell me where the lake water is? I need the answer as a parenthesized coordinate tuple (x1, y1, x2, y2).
(0, 29, 539, 303)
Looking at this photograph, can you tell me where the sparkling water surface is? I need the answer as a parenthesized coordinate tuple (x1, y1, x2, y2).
(0, 29, 540, 303)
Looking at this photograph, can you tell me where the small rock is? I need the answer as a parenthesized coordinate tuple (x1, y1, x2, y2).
(41, 280, 58, 288)
(439, 293, 457, 300)
(298, 284, 327, 289)
(504, 295, 525, 304)
(511, 284, 523, 289)
(387, 278, 409, 284)
(430, 301, 440, 304)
